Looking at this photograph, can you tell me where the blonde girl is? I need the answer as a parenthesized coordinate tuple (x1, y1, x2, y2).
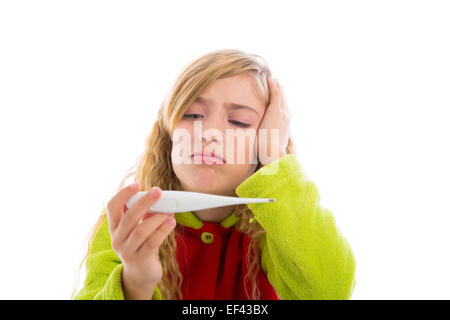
(72, 49, 356, 300)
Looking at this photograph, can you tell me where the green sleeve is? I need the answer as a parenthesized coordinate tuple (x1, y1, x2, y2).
(73, 209, 163, 300)
(235, 154, 357, 300)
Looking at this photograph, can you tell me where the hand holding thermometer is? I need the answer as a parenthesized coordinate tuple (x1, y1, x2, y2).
(126, 190, 276, 214)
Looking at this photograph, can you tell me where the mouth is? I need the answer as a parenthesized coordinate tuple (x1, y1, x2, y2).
(191, 151, 226, 165)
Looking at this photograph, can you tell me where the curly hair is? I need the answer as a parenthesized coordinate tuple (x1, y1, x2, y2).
(72, 49, 296, 300)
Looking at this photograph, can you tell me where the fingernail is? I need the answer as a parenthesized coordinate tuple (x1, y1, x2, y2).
(130, 182, 140, 190)
(166, 217, 176, 226)
(149, 187, 159, 198)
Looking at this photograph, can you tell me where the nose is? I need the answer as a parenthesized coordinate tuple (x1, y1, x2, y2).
(197, 115, 224, 144)
(200, 136, 217, 143)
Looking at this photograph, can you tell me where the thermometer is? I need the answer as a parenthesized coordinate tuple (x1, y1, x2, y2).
(126, 190, 276, 213)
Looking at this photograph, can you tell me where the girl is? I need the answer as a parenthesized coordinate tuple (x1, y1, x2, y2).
(72, 49, 356, 300)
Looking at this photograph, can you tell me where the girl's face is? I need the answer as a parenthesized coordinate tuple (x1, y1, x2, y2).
(171, 73, 266, 196)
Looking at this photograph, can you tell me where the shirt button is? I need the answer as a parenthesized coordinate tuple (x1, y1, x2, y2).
(201, 232, 214, 244)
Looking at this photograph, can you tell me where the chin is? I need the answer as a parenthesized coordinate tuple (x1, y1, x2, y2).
(191, 180, 223, 194)
(182, 178, 230, 196)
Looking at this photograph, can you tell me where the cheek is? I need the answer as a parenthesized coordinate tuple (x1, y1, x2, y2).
(234, 131, 257, 153)
(173, 122, 193, 135)
(224, 131, 258, 165)
(172, 124, 194, 152)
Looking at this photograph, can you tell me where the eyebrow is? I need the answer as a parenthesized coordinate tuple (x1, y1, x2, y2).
(196, 96, 260, 117)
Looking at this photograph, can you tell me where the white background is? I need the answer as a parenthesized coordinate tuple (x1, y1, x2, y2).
(1, 1, 449, 299)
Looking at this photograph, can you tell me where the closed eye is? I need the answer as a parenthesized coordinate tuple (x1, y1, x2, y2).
(229, 120, 250, 128)
(183, 114, 203, 119)
(183, 114, 250, 128)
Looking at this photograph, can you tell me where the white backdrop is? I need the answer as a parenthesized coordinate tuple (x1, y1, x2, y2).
(0, 0, 449, 299)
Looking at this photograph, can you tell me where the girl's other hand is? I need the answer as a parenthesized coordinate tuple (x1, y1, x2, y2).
(257, 76, 292, 166)
(106, 182, 177, 299)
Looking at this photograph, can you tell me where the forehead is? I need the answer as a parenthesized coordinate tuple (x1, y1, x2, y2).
(198, 73, 265, 113)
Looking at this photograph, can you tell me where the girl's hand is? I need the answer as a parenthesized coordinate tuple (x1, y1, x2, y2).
(106, 183, 177, 299)
(256, 76, 292, 166)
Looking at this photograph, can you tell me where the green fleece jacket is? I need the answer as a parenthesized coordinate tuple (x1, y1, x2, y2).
(73, 154, 356, 300)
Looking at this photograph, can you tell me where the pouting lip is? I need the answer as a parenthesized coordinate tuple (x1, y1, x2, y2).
(191, 151, 226, 164)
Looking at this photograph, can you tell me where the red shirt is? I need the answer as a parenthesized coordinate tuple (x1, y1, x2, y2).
(174, 220, 280, 300)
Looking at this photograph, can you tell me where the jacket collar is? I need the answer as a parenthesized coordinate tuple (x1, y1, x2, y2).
(174, 209, 241, 229)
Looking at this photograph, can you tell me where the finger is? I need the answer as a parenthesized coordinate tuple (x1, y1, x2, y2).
(116, 186, 163, 243)
(285, 105, 291, 118)
(279, 86, 290, 116)
(123, 213, 171, 253)
(138, 215, 177, 255)
(141, 211, 174, 222)
(106, 182, 140, 232)
(275, 81, 290, 117)
(279, 84, 287, 107)
(267, 77, 281, 108)
(274, 79, 285, 111)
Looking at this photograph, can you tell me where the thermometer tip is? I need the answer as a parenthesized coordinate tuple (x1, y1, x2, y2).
(268, 198, 275, 202)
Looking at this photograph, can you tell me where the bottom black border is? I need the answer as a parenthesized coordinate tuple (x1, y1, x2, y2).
(0, 299, 444, 318)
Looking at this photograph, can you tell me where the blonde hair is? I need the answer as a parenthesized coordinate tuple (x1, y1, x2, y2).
(72, 49, 296, 300)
